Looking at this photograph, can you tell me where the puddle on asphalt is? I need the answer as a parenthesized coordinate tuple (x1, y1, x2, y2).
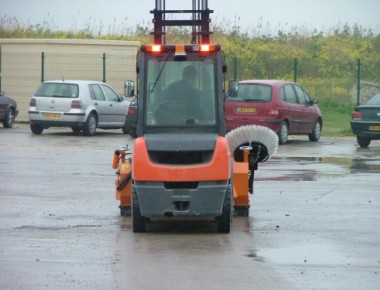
(257, 156, 380, 182)
(253, 242, 351, 265)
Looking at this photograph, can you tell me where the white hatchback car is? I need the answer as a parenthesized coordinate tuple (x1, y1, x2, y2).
(28, 80, 129, 136)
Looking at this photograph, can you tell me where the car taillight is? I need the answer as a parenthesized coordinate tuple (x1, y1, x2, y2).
(268, 107, 279, 117)
(71, 100, 81, 109)
(128, 107, 137, 116)
(352, 111, 362, 119)
(29, 98, 36, 107)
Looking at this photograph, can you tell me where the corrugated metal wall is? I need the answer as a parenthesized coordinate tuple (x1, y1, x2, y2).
(0, 39, 139, 121)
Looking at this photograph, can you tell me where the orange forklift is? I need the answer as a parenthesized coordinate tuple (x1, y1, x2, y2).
(112, 0, 278, 233)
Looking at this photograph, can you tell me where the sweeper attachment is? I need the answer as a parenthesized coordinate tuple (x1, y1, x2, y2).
(226, 125, 278, 216)
(112, 145, 132, 217)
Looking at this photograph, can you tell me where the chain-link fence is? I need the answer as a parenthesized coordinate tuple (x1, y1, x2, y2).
(2, 42, 379, 121)
(224, 56, 380, 106)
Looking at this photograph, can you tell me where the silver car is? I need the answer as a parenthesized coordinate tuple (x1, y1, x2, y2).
(28, 80, 129, 136)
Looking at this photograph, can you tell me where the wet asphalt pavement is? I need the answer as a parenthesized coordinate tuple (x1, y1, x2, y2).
(0, 125, 379, 290)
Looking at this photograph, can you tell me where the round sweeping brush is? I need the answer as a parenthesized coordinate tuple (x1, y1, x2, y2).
(226, 125, 279, 162)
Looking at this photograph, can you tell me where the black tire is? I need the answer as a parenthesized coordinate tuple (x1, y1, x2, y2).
(278, 121, 288, 144)
(120, 206, 131, 217)
(3, 108, 15, 128)
(217, 185, 232, 233)
(357, 135, 371, 148)
(30, 124, 43, 134)
(129, 127, 137, 138)
(71, 126, 82, 134)
(132, 186, 146, 233)
(83, 113, 97, 136)
(122, 119, 129, 134)
(309, 120, 321, 142)
(233, 206, 249, 217)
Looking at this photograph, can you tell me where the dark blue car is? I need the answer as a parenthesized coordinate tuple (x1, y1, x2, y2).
(0, 91, 18, 128)
(351, 93, 380, 147)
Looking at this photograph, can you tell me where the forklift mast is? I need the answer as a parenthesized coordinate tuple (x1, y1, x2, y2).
(152, 0, 213, 45)
(135, 0, 227, 137)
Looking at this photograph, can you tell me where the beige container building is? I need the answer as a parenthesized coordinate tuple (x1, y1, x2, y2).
(0, 38, 139, 121)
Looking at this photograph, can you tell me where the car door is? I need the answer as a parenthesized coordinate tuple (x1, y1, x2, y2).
(282, 84, 303, 133)
(89, 84, 109, 125)
(293, 84, 316, 133)
(101, 84, 128, 126)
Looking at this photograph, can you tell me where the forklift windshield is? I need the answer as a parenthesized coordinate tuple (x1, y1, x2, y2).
(144, 52, 217, 127)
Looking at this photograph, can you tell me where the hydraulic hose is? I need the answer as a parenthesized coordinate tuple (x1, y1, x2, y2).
(117, 171, 132, 191)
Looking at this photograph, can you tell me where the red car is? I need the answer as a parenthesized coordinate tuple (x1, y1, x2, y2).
(225, 80, 322, 144)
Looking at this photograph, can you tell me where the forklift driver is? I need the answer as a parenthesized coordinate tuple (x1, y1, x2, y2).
(165, 65, 203, 122)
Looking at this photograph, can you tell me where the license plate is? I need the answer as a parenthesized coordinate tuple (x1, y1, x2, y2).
(43, 112, 62, 119)
(370, 125, 380, 131)
(236, 107, 256, 113)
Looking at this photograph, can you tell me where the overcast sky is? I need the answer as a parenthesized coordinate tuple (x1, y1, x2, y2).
(1, 0, 379, 34)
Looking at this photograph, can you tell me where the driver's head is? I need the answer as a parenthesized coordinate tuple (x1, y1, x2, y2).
(182, 65, 197, 85)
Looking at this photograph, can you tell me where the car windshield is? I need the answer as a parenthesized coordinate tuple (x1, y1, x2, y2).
(367, 93, 380, 105)
(227, 84, 272, 102)
(34, 83, 79, 98)
(144, 53, 217, 127)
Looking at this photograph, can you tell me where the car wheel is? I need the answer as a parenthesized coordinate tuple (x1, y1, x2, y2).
(83, 113, 97, 136)
(129, 127, 137, 138)
(122, 122, 129, 134)
(30, 124, 43, 135)
(357, 135, 371, 148)
(71, 126, 82, 134)
(278, 121, 288, 144)
(309, 120, 321, 142)
(3, 108, 15, 128)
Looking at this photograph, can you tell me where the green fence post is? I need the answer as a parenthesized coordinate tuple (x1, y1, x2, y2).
(102, 53, 106, 83)
(356, 59, 361, 106)
(293, 58, 298, 83)
(41, 52, 45, 83)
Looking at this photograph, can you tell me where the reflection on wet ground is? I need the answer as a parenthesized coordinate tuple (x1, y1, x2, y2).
(257, 156, 380, 182)
(249, 140, 380, 290)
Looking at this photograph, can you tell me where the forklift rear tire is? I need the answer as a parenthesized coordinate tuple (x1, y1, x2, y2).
(132, 187, 147, 232)
(217, 186, 232, 233)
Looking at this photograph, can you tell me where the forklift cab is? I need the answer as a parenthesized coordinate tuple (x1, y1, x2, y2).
(136, 44, 226, 136)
